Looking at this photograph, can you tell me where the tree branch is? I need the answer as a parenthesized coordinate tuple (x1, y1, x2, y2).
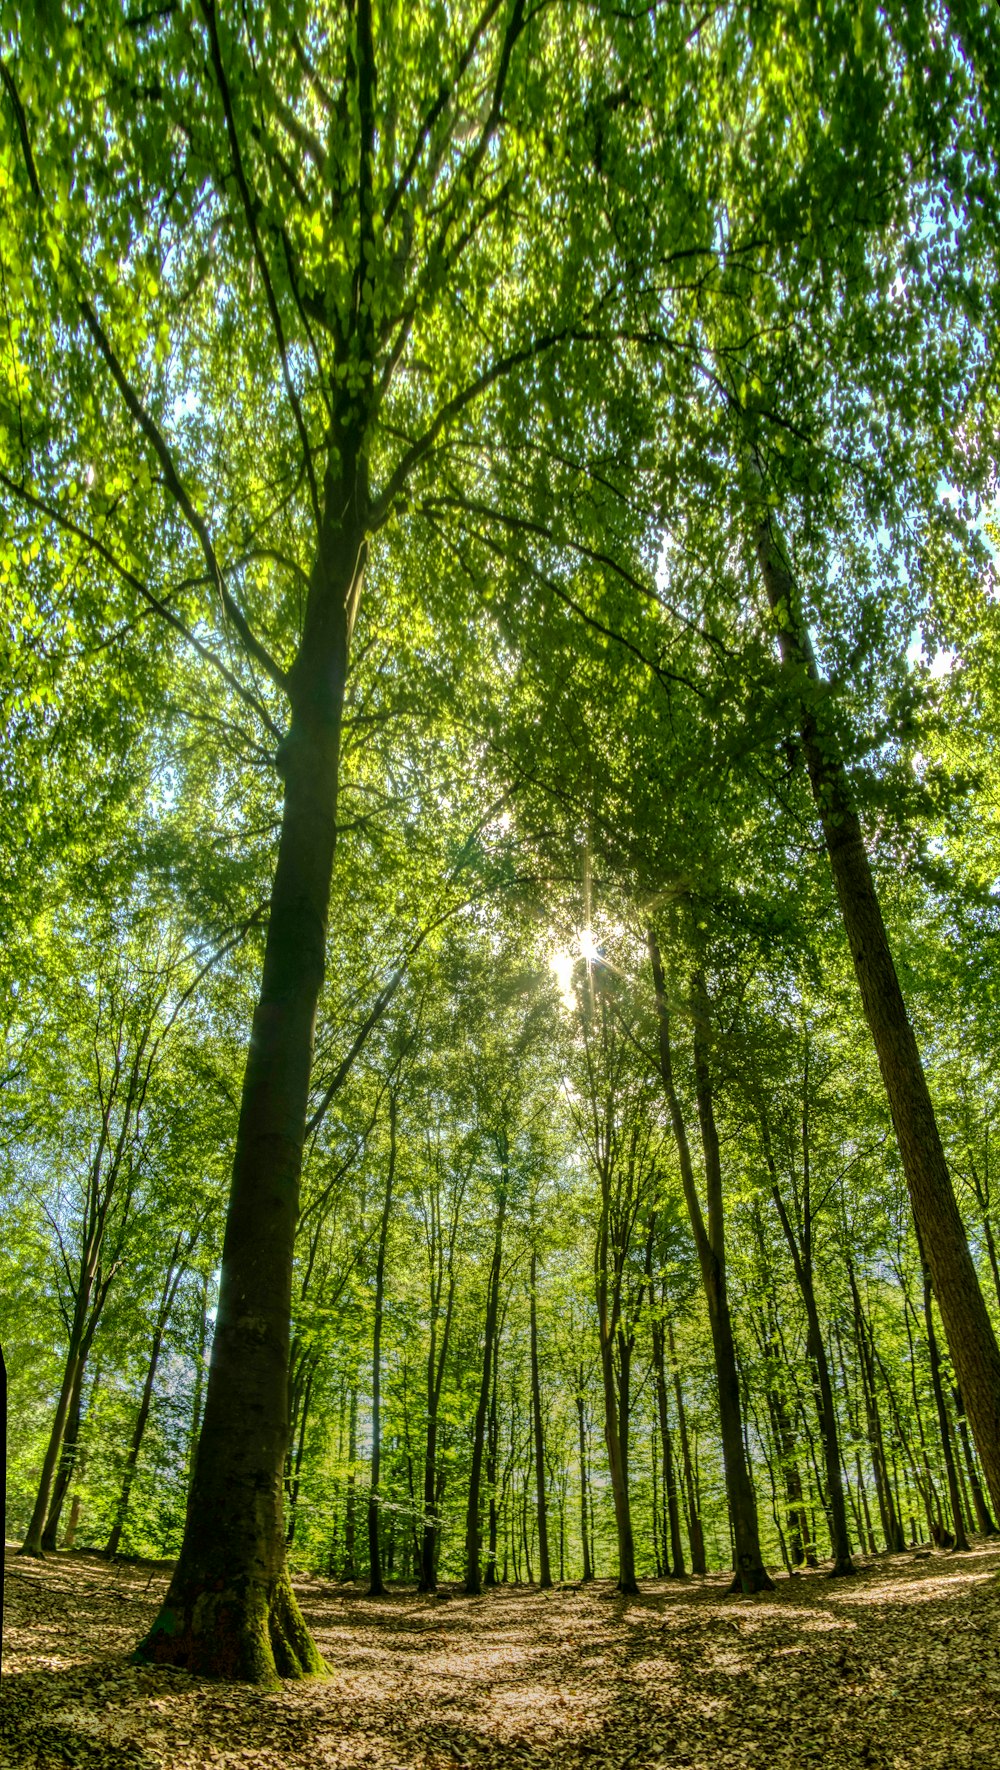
(199, 0, 322, 528)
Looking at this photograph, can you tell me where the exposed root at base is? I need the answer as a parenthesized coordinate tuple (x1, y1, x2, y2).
(135, 1569, 327, 1686)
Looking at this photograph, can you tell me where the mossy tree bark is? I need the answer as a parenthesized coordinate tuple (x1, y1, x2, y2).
(751, 475, 1000, 1519)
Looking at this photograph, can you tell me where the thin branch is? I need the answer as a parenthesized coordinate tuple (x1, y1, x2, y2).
(199, 0, 321, 528)
(0, 468, 285, 742)
(78, 299, 289, 694)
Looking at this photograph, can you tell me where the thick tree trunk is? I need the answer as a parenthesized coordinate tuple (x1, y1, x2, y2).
(649, 936, 772, 1591)
(368, 1094, 397, 1595)
(529, 1248, 552, 1589)
(751, 484, 1000, 1518)
(464, 1180, 507, 1594)
(137, 527, 359, 1681)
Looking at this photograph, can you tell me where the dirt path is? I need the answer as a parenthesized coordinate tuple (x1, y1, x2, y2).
(2, 1543, 999, 1768)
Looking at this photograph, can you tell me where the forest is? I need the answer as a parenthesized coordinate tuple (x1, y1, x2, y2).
(2, 1, 1000, 1764)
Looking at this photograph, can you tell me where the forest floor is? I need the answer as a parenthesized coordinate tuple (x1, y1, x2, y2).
(2, 1541, 999, 1770)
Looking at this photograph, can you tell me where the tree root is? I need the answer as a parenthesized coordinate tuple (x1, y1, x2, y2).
(135, 1569, 327, 1687)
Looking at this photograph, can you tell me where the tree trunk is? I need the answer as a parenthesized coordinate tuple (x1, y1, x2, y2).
(368, 1094, 397, 1596)
(848, 1259, 904, 1552)
(137, 532, 359, 1681)
(922, 1263, 969, 1549)
(953, 1386, 997, 1535)
(595, 1175, 639, 1593)
(484, 1320, 502, 1586)
(649, 935, 772, 1591)
(651, 1317, 685, 1576)
(21, 1320, 85, 1556)
(667, 1320, 707, 1575)
(106, 1247, 186, 1559)
(529, 1247, 552, 1589)
(40, 1353, 88, 1554)
(758, 1098, 854, 1575)
(576, 1388, 594, 1581)
(343, 1381, 359, 1580)
(188, 1272, 209, 1489)
(464, 1178, 507, 1594)
(751, 478, 1000, 1518)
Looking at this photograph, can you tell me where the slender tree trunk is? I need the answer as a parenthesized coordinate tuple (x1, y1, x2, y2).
(137, 517, 361, 1681)
(759, 1112, 855, 1575)
(667, 1320, 707, 1575)
(285, 1360, 315, 1548)
(368, 1094, 397, 1596)
(40, 1354, 88, 1554)
(576, 1388, 594, 1582)
(21, 1316, 86, 1556)
(751, 476, 1000, 1517)
(848, 1260, 904, 1552)
(343, 1381, 359, 1580)
(484, 1323, 502, 1586)
(651, 1318, 685, 1576)
(649, 936, 771, 1591)
(106, 1248, 186, 1559)
(465, 1179, 507, 1594)
(595, 1180, 639, 1593)
(188, 1272, 209, 1490)
(954, 1386, 997, 1535)
(529, 1247, 552, 1589)
(922, 1263, 969, 1549)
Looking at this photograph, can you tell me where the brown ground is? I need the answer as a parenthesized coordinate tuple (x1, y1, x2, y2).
(2, 1542, 999, 1769)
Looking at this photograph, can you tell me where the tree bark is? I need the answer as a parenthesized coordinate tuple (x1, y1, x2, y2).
(751, 475, 1000, 1519)
(137, 507, 362, 1682)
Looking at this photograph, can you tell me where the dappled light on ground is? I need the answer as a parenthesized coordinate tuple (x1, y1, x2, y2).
(3, 1543, 999, 1768)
